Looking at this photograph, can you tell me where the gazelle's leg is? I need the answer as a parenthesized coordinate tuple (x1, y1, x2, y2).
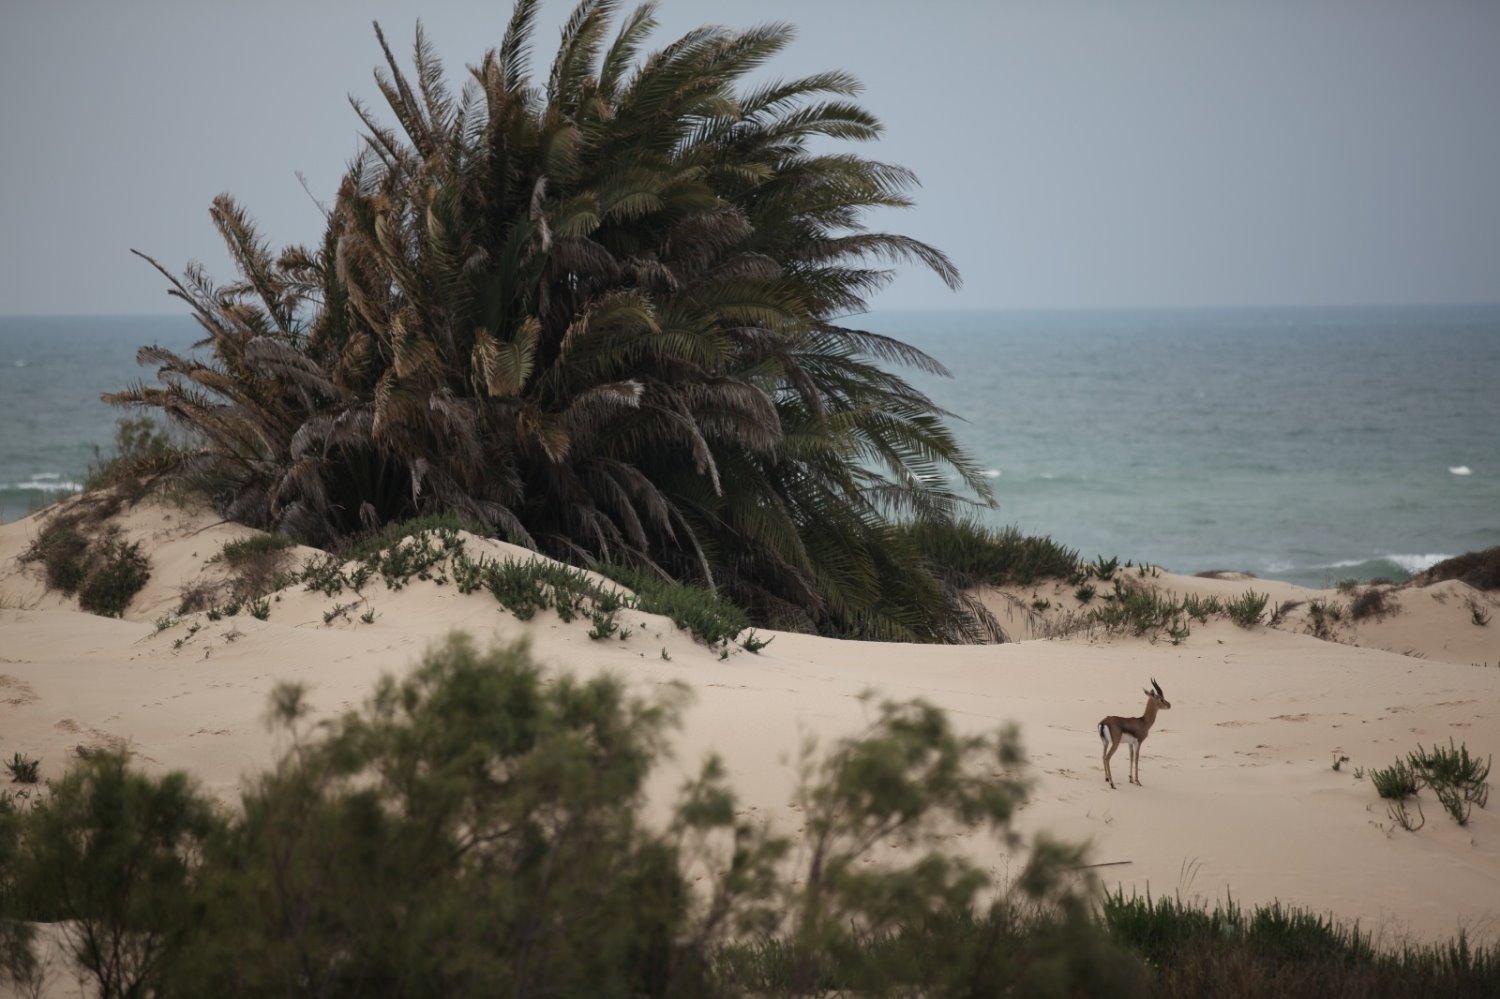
(1133, 743, 1142, 786)
(1099, 725, 1118, 789)
(1127, 737, 1140, 785)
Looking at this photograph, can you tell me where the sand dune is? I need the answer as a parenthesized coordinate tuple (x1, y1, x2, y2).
(2, 499, 1498, 949)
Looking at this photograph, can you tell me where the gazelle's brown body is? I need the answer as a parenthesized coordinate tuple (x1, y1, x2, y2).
(1098, 679, 1171, 788)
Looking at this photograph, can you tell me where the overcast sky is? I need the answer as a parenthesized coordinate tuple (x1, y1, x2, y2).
(3, 0, 1497, 315)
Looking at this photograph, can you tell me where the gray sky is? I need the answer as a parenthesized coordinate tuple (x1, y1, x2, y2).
(3, 0, 1497, 315)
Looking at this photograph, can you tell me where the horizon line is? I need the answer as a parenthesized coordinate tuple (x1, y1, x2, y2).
(4, 301, 1500, 322)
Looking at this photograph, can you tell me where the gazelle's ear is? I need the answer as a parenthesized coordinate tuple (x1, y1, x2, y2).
(1144, 688, 1153, 698)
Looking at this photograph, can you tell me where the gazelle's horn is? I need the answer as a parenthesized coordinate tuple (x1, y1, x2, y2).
(1152, 678, 1164, 697)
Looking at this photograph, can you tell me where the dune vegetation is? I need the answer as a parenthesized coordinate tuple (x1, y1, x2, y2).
(100, 0, 1059, 643)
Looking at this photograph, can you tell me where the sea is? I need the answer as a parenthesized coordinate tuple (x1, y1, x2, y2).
(2, 306, 1497, 589)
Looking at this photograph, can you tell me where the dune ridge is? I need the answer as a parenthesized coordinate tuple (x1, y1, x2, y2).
(1, 498, 1497, 948)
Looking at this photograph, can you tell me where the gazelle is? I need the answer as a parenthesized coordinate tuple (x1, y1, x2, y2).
(1098, 679, 1171, 789)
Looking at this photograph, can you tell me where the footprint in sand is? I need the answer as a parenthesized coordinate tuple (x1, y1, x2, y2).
(0, 675, 38, 707)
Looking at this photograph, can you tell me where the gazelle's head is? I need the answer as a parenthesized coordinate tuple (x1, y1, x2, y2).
(1145, 678, 1171, 710)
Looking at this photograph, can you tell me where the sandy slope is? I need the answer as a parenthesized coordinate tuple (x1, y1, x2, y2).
(2, 498, 1498, 955)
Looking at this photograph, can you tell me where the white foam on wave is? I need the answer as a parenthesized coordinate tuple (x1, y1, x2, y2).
(1324, 554, 1452, 575)
(5, 476, 83, 494)
(1449, 465, 1472, 476)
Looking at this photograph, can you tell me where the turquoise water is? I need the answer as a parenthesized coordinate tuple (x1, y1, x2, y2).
(3, 308, 1497, 588)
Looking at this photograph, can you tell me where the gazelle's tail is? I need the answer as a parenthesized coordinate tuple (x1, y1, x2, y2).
(1097, 722, 1108, 745)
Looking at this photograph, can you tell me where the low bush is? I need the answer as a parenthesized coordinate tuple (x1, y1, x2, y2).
(4, 755, 39, 785)
(20, 520, 91, 594)
(901, 518, 1081, 587)
(0, 635, 1132, 997)
(594, 563, 749, 646)
(1348, 587, 1398, 622)
(1371, 760, 1419, 800)
(77, 536, 151, 617)
(1408, 739, 1490, 807)
(1226, 590, 1269, 627)
(1413, 547, 1500, 591)
(22, 513, 152, 617)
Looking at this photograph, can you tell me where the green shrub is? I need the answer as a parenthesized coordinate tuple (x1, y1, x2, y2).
(1226, 590, 1269, 627)
(20, 520, 91, 593)
(1371, 760, 1419, 799)
(8, 751, 220, 998)
(901, 518, 1081, 587)
(77, 536, 150, 617)
(1408, 739, 1490, 807)
(1182, 593, 1222, 622)
(1092, 586, 1185, 638)
(6, 635, 1498, 996)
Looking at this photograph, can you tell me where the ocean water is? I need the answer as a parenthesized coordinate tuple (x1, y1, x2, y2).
(0, 315, 201, 523)
(2, 307, 1497, 588)
(877, 305, 1500, 588)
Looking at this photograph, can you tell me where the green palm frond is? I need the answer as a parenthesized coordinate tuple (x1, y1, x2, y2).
(117, 2, 998, 640)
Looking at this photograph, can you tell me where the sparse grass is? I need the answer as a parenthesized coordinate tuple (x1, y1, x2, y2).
(247, 597, 271, 621)
(1348, 586, 1398, 622)
(1305, 599, 1345, 640)
(215, 534, 295, 599)
(587, 610, 619, 640)
(323, 602, 357, 625)
(1091, 585, 1186, 638)
(217, 534, 294, 567)
(5, 753, 40, 784)
(1074, 583, 1096, 604)
(176, 577, 224, 615)
(1100, 888, 1500, 996)
(741, 630, 773, 654)
(593, 563, 747, 646)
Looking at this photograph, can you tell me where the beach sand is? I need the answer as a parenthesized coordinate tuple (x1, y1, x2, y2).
(2, 498, 1498, 966)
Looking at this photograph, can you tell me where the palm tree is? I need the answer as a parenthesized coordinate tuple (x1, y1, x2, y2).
(110, 0, 997, 640)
